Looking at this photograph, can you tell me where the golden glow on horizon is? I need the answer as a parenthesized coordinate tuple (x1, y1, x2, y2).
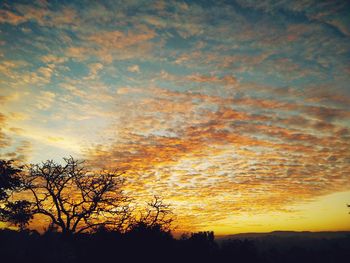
(1, 191, 349, 235)
(207, 191, 350, 235)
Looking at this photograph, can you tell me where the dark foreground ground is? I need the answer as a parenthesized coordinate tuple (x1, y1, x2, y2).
(1, 229, 349, 263)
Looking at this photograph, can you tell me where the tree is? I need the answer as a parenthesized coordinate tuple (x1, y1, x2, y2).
(0, 160, 22, 201)
(0, 160, 32, 229)
(127, 196, 174, 243)
(136, 195, 174, 232)
(2, 157, 132, 235)
(0, 200, 33, 230)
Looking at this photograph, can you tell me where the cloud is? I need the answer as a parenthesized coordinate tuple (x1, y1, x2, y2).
(47, 136, 65, 142)
(85, 63, 104, 80)
(116, 87, 144, 95)
(0, 113, 12, 148)
(37, 66, 54, 80)
(9, 140, 32, 162)
(0, 60, 28, 78)
(85, 86, 350, 230)
(0, 9, 27, 25)
(127, 65, 140, 73)
(63, 25, 159, 63)
(41, 54, 67, 64)
(0, 113, 32, 162)
(188, 74, 237, 85)
(36, 91, 56, 110)
(65, 46, 91, 61)
(0, 2, 78, 28)
(87, 27, 156, 49)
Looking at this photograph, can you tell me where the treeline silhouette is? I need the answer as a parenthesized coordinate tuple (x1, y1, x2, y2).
(1, 228, 350, 263)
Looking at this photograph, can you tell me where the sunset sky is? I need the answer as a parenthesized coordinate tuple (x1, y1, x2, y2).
(1, 0, 350, 234)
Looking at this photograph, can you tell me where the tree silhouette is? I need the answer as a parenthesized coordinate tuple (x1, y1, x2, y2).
(127, 195, 174, 241)
(0, 160, 32, 229)
(137, 195, 173, 231)
(2, 157, 132, 235)
(0, 200, 33, 230)
(0, 160, 22, 201)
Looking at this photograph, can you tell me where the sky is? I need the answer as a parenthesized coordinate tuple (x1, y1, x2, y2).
(0, 0, 350, 235)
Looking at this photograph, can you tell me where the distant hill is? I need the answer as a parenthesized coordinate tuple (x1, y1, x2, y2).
(216, 231, 350, 240)
(216, 230, 350, 254)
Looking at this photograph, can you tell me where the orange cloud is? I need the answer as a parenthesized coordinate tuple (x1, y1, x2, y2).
(0, 113, 32, 162)
(1, 3, 78, 28)
(0, 113, 11, 148)
(87, 28, 156, 49)
(188, 74, 237, 85)
(0, 10, 26, 25)
(64, 26, 159, 63)
(84, 87, 350, 231)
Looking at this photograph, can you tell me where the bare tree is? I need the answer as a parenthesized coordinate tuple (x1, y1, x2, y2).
(136, 195, 174, 232)
(11, 157, 132, 235)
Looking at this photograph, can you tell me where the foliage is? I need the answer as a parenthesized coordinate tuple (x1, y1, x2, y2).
(0, 200, 33, 230)
(0, 160, 22, 201)
(0, 160, 31, 229)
